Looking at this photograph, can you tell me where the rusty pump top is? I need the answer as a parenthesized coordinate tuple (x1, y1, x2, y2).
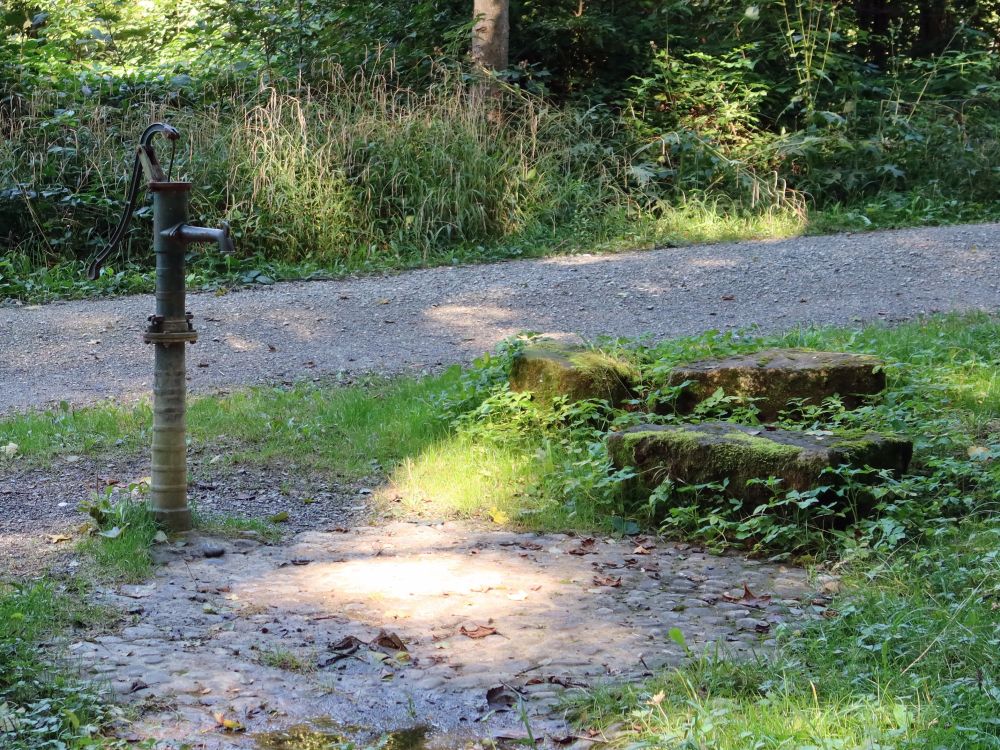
(89, 123, 234, 531)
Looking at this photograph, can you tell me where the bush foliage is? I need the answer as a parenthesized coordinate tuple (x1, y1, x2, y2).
(2, 0, 1000, 291)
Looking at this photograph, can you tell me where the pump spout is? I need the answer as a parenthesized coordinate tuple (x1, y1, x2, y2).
(164, 220, 235, 254)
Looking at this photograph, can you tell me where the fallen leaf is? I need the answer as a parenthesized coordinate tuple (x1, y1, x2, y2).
(968, 445, 990, 460)
(48, 534, 72, 544)
(213, 712, 245, 732)
(290, 558, 312, 566)
(568, 538, 598, 556)
(371, 630, 407, 654)
(592, 575, 622, 588)
(460, 624, 498, 639)
(317, 636, 367, 667)
(126, 679, 149, 694)
(488, 506, 509, 524)
(268, 511, 289, 523)
(722, 583, 772, 609)
(632, 545, 651, 555)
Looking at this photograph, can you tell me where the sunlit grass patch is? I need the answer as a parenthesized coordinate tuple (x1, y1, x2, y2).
(0, 400, 151, 463)
(640, 194, 807, 248)
(386, 434, 542, 522)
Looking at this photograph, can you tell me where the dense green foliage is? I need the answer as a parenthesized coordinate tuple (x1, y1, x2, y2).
(394, 313, 998, 559)
(2, 1, 1000, 299)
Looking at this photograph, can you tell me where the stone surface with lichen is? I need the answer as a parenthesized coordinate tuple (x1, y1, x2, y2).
(667, 349, 886, 420)
(509, 341, 638, 407)
(608, 422, 912, 505)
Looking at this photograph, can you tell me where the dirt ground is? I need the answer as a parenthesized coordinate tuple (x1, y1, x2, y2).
(72, 521, 828, 748)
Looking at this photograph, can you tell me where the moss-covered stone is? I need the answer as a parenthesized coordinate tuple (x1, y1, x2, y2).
(510, 341, 638, 407)
(607, 422, 912, 506)
(667, 349, 886, 420)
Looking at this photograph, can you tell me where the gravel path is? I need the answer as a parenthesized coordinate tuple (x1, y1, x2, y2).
(2, 223, 999, 415)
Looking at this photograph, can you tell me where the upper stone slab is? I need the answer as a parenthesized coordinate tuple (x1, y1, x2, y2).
(510, 341, 638, 407)
(668, 349, 886, 420)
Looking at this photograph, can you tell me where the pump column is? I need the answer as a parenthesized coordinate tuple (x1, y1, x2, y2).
(145, 181, 197, 532)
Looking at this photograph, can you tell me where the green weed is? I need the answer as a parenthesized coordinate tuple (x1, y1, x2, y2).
(256, 647, 315, 674)
(77, 492, 159, 583)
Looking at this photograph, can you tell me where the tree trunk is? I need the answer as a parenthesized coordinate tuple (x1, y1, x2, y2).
(472, 0, 509, 70)
(854, 0, 902, 69)
(914, 0, 952, 57)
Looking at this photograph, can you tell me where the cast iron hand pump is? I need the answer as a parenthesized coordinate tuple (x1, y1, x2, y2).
(88, 123, 234, 531)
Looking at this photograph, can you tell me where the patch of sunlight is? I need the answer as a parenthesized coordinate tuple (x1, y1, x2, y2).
(939, 364, 1000, 414)
(384, 434, 539, 521)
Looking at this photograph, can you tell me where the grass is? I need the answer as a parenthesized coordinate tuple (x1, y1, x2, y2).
(568, 521, 1000, 749)
(72, 494, 282, 583)
(5, 313, 999, 537)
(4, 60, 997, 308)
(256, 646, 316, 674)
(1, 67, 631, 291)
(191, 505, 282, 542)
(0, 371, 459, 472)
(0, 581, 125, 748)
(5, 187, 998, 306)
(77, 495, 159, 583)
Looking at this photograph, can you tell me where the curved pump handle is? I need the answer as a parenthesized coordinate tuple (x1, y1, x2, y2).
(86, 123, 182, 281)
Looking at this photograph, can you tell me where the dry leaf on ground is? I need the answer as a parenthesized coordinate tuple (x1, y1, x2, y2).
(460, 624, 498, 639)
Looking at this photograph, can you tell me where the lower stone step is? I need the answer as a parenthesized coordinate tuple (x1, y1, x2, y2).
(607, 422, 912, 505)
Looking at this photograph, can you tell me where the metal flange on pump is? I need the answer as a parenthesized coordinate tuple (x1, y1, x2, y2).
(88, 123, 234, 532)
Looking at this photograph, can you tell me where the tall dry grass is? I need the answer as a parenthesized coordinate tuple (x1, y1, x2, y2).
(1, 67, 631, 267)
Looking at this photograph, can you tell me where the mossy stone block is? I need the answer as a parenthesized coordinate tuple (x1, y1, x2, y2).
(607, 422, 912, 505)
(510, 341, 638, 407)
(668, 349, 886, 420)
